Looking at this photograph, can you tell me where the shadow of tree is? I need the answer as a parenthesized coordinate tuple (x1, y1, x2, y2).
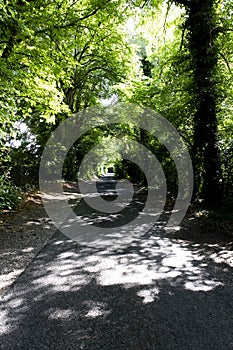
(0, 176, 233, 349)
(1, 226, 233, 350)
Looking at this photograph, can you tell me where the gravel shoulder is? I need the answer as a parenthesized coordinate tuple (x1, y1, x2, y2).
(0, 182, 81, 296)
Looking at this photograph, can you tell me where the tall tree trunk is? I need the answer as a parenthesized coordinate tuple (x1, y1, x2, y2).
(177, 0, 222, 206)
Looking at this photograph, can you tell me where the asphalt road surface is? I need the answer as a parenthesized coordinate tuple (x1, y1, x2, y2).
(0, 176, 233, 349)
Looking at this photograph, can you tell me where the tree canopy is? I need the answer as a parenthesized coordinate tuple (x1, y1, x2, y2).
(0, 0, 233, 211)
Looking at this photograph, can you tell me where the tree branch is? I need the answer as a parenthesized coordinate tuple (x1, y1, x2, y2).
(219, 52, 232, 74)
(35, 0, 112, 35)
(180, 26, 186, 50)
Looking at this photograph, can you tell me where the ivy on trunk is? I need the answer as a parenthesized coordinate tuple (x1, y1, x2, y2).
(177, 0, 223, 205)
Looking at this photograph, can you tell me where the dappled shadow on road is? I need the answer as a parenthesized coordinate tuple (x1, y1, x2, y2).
(1, 227, 233, 350)
(0, 176, 233, 349)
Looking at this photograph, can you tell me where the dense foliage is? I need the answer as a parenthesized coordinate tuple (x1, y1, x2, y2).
(0, 0, 232, 211)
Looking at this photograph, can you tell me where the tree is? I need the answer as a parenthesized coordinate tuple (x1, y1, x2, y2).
(176, 0, 223, 205)
(120, 0, 229, 205)
(1, 0, 233, 209)
(0, 0, 136, 183)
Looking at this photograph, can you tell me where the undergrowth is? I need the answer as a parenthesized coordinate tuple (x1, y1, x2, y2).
(0, 176, 23, 211)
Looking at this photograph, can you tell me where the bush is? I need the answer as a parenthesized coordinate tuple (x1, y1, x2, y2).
(208, 197, 233, 221)
(0, 176, 23, 210)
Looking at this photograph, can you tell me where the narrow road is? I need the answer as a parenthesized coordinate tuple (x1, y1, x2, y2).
(0, 176, 233, 349)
